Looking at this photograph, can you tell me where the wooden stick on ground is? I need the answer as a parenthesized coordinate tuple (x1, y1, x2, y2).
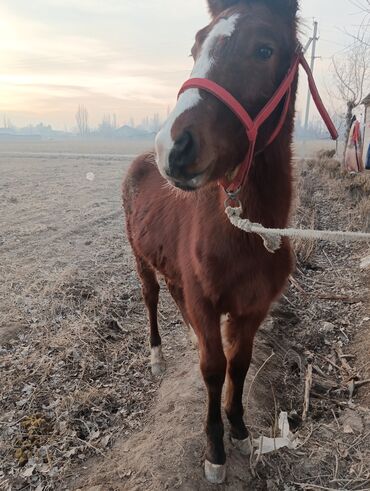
(355, 379, 370, 388)
(302, 364, 313, 421)
(336, 345, 353, 374)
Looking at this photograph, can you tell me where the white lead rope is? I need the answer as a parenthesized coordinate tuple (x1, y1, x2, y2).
(226, 206, 370, 254)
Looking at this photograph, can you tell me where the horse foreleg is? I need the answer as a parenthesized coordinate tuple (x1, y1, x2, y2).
(223, 311, 266, 454)
(188, 302, 227, 484)
(136, 257, 165, 376)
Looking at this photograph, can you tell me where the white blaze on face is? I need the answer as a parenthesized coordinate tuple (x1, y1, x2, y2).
(155, 14, 240, 176)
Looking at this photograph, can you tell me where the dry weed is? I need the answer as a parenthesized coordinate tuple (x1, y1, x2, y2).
(0, 265, 164, 489)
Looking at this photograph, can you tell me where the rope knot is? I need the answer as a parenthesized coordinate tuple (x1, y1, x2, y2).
(225, 206, 282, 253)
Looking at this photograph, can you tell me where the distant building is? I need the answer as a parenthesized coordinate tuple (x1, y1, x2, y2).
(362, 94, 370, 164)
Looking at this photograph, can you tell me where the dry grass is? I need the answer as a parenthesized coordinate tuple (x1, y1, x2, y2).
(293, 207, 317, 262)
(302, 157, 370, 233)
(1, 148, 369, 490)
(358, 199, 370, 232)
(0, 266, 166, 489)
(256, 158, 370, 491)
(320, 158, 370, 233)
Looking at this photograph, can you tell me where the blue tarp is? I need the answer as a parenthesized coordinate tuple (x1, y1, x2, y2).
(366, 144, 370, 170)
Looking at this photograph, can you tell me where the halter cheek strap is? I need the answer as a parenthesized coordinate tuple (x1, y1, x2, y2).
(178, 50, 338, 196)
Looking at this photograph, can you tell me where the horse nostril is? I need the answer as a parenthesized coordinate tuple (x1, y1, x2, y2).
(174, 131, 193, 153)
(168, 131, 197, 177)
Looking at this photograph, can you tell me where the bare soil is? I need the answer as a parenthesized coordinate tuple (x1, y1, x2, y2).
(1, 142, 369, 491)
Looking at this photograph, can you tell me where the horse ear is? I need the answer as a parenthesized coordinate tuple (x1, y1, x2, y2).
(282, 0, 299, 15)
(207, 0, 239, 18)
(207, 0, 299, 18)
(264, 0, 299, 16)
(259, 0, 299, 16)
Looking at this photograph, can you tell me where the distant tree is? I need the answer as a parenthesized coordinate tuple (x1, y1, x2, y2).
(151, 113, 161, 132)
(295, 116, 335, 141)
(332, 36, 370, 145)
(75, 105, 89, 136)
(112, 113, 117, 130)
(98, 114, 116, 136)
(3, 115, 14, 129)
(348, 3, 370, 47)
(137, 113, 163, 133)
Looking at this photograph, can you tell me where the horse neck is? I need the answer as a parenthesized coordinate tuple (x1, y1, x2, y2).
(227, 130, 294, 229)
(212, 57, 298, 232)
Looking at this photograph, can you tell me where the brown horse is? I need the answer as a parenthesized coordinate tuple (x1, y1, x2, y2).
(123, 0, 299, 483)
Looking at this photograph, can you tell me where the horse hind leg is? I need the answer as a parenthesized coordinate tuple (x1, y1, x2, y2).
(136, 257, 165, 376)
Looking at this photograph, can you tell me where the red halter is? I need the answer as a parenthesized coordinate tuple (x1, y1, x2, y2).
(178, 48, 338, 196)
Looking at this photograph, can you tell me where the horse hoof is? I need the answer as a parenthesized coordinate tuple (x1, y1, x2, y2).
(151, 362, 165, 376)
(231, 436, 252, 456)
(204, 460, 226, 484)
(150, 346, 165, 376)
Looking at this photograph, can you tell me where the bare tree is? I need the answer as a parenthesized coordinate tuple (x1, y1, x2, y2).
(75, 105, 89, 136)
(348, 1, 370, 46)
(351, 0, 370, 13)
(2, 115, 13, 129)
(98, 114, 118, 135)
(332, 36, 370, 144)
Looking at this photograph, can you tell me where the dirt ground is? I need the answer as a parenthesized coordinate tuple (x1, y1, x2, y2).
(0, 140, 369, 491)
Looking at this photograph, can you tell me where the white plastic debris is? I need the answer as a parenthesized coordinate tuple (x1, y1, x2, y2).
(360, 255, 370, 270)
(21, 465, 36, 478)
(86, 172, 95, 181)
(252, 412, 298, 455)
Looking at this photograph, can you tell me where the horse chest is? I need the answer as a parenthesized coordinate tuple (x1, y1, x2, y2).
(193, 238, 292, 314)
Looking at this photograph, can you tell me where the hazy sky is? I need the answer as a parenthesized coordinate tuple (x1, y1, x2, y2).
(0, 0, 367, 129)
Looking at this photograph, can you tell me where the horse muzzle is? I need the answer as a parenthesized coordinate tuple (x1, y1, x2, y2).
(156, 129, 209, 191)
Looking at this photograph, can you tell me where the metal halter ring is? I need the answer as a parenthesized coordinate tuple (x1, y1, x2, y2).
(224, 188, 242, 210)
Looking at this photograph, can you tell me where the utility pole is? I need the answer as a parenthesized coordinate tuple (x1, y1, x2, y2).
(304, 20, 319, 131)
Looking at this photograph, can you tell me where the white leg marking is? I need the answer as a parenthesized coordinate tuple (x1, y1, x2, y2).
(155, 14, 240, 174)
(204, 460, 227, 484)
(150, 346, 165, 376)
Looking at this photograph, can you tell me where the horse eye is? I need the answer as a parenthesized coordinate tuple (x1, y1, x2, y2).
(256, 46, 274, 60)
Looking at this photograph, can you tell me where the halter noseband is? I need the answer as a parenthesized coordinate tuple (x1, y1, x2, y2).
(178, 47, 338, 196)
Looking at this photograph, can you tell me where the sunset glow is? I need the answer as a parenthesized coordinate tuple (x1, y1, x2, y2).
(0, 0, 365, 129)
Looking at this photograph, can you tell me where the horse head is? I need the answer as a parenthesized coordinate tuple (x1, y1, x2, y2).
(155, 0, 299, 192)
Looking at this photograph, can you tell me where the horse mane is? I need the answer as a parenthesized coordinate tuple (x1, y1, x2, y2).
(207, 0, 299, 18)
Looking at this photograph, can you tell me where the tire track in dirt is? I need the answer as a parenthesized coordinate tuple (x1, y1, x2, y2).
(0, 152, 137, 161)
(1, 211, 123, 254)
